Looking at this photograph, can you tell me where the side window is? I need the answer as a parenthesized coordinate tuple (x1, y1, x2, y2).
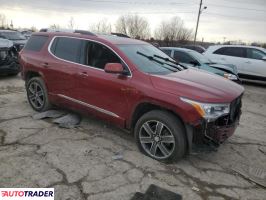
(214, 47, 245, 58)
(24, 35, 48, 51)
(174, 51, 195, 64)
(51, 37, 82, 63)
(162, 49, 172, 57)
(213, 47, 226, 55)
(246, 48, 266, 60)
(86, 42, 121, 69)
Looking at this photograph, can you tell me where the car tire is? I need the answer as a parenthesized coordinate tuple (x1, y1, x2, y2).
(26, 77, 52, 112)
(135, 110, 186, 163)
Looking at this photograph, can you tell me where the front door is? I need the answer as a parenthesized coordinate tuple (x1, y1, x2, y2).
(74, 40, 131, 126)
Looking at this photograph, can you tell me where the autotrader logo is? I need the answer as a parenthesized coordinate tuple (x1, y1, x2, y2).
(0, 188, 54, 200)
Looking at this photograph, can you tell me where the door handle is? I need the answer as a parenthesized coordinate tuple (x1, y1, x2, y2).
(41, 62, 49, 68)
(78, 72, 88, 77)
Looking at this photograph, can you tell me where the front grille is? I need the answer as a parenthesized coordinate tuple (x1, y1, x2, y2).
(214, 95, 242, 126)
(229, 95, 242, 123)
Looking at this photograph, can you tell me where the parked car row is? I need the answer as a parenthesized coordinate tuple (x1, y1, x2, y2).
(204, 45, 266, 81)
(19, 29, 244, 163)
(0, 29, 28, 76)
(160, 47, 241, 83)
(161, 44, 266, 82)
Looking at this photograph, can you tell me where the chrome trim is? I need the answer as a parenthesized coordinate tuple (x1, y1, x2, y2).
(47, 36, 132, 77)
(58, 94, 120, 118)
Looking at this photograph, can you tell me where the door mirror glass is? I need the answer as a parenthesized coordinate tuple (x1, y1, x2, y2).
(104, 63, 124, 74)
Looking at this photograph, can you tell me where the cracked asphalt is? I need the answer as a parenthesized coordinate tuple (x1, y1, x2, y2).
(0, 75, 266, 200)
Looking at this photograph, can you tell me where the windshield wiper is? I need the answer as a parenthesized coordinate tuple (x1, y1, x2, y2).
(153, 54, 187, 70)
(137, 51, 180, 72)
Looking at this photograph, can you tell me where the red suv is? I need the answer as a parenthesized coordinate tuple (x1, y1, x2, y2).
(19, 30, 244, 163)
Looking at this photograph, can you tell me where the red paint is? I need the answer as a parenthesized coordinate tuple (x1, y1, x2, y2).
(20, 32, 244, 139)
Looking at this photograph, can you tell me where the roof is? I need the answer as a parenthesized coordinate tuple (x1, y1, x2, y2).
(208, 44, 266, 52)
(35, 30, 147, 45)
(0, 29, 18, 33)
(160, 47, 196, 53)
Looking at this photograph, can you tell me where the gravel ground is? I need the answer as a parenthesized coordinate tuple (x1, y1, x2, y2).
(0, 75, 265, 200)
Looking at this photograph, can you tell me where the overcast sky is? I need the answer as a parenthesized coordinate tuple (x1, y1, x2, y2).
(0, 0, 265, 43)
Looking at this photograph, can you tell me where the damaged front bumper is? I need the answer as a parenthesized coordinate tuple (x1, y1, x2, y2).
(0, 47, 20, 75)
(0, 61, 20, 75)
(193, 118, 240, 146)
(189, 95, 242, 147)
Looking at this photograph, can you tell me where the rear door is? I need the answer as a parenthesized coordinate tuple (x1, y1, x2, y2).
(45, 37, 82, 97)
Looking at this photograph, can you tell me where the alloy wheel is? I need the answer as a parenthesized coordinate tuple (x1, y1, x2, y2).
(28, 81, 45, 109)
(139, 120, 175, 159)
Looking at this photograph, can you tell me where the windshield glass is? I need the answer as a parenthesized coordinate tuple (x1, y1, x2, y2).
(189, 50, 212, 64)
(118, 44, 178, 75)
(0, 32, 26, 40)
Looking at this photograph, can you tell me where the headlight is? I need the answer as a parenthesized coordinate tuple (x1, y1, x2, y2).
(224, 73, 238, 80)
(180, 97, 230, 121)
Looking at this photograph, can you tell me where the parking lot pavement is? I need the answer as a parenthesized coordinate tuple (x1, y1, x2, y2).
(0, 75, 266, 200)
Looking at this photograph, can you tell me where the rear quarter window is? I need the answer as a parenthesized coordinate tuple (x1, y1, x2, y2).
(50, 37, 82, 63)
(24, 35, 48, 51)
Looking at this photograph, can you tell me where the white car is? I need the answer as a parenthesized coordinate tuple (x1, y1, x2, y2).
(204, 45, 266, 81)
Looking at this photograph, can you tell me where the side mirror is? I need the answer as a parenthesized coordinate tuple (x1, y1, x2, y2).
(262, 56, 266, 61)
(104, 63, 125, 74)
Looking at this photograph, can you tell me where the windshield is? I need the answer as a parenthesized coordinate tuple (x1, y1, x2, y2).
(189, 50, 212, 64)
(118, 44, 178, 75)
(0, 32, 26, 40)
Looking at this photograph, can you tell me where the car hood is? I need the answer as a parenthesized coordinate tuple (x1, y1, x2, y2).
(0, 38, 13, 48)
(181, 62, 225, 76)
(150, 69, 244, 103)
(208, 63, 237, 75)
(11, 39, 27, 45)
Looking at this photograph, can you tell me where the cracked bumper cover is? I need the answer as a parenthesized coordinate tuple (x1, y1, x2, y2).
(191, 118, 240, 145)
(190, 96, 242, 145)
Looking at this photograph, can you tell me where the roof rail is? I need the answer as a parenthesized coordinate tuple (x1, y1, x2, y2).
(74, 30, 96, 36)
(39, 28, 96, 36)
(111, 32, 130, 38)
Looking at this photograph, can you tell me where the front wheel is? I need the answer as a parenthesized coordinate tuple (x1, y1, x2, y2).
(135, 110, 186, 163)
(26, 77, 52, 112)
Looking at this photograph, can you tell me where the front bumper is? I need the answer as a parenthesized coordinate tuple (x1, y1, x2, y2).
(191, 95, 242, 145)
(0, 61, 20, 75)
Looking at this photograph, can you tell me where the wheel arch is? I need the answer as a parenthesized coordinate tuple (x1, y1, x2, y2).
(25, 70, 42, 82)
(129, 102, 190, 153)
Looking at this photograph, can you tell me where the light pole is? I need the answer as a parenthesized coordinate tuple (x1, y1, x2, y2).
(194, 0, 207, 44)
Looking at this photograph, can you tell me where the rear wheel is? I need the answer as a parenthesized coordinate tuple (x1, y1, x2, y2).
(26, 77, 52, 112)
(135, 110, 186, 163)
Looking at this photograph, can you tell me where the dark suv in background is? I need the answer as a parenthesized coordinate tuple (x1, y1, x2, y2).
(19, 30, 244, 162)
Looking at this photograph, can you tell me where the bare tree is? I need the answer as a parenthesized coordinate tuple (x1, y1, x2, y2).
(115, 15, 150, 39)
(30, 26, 37, 32)
(154, 16, 193, 44)
(49, 24, 60, 29)
(68, 17, 75, 29)
(0, 14, 7, 28)
(89, 19, 112, 34)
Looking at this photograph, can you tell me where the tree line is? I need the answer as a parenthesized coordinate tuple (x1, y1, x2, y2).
(88, 15, 193, 44)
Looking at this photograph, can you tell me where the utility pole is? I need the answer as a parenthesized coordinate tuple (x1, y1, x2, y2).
(194, 0, 206, 44)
